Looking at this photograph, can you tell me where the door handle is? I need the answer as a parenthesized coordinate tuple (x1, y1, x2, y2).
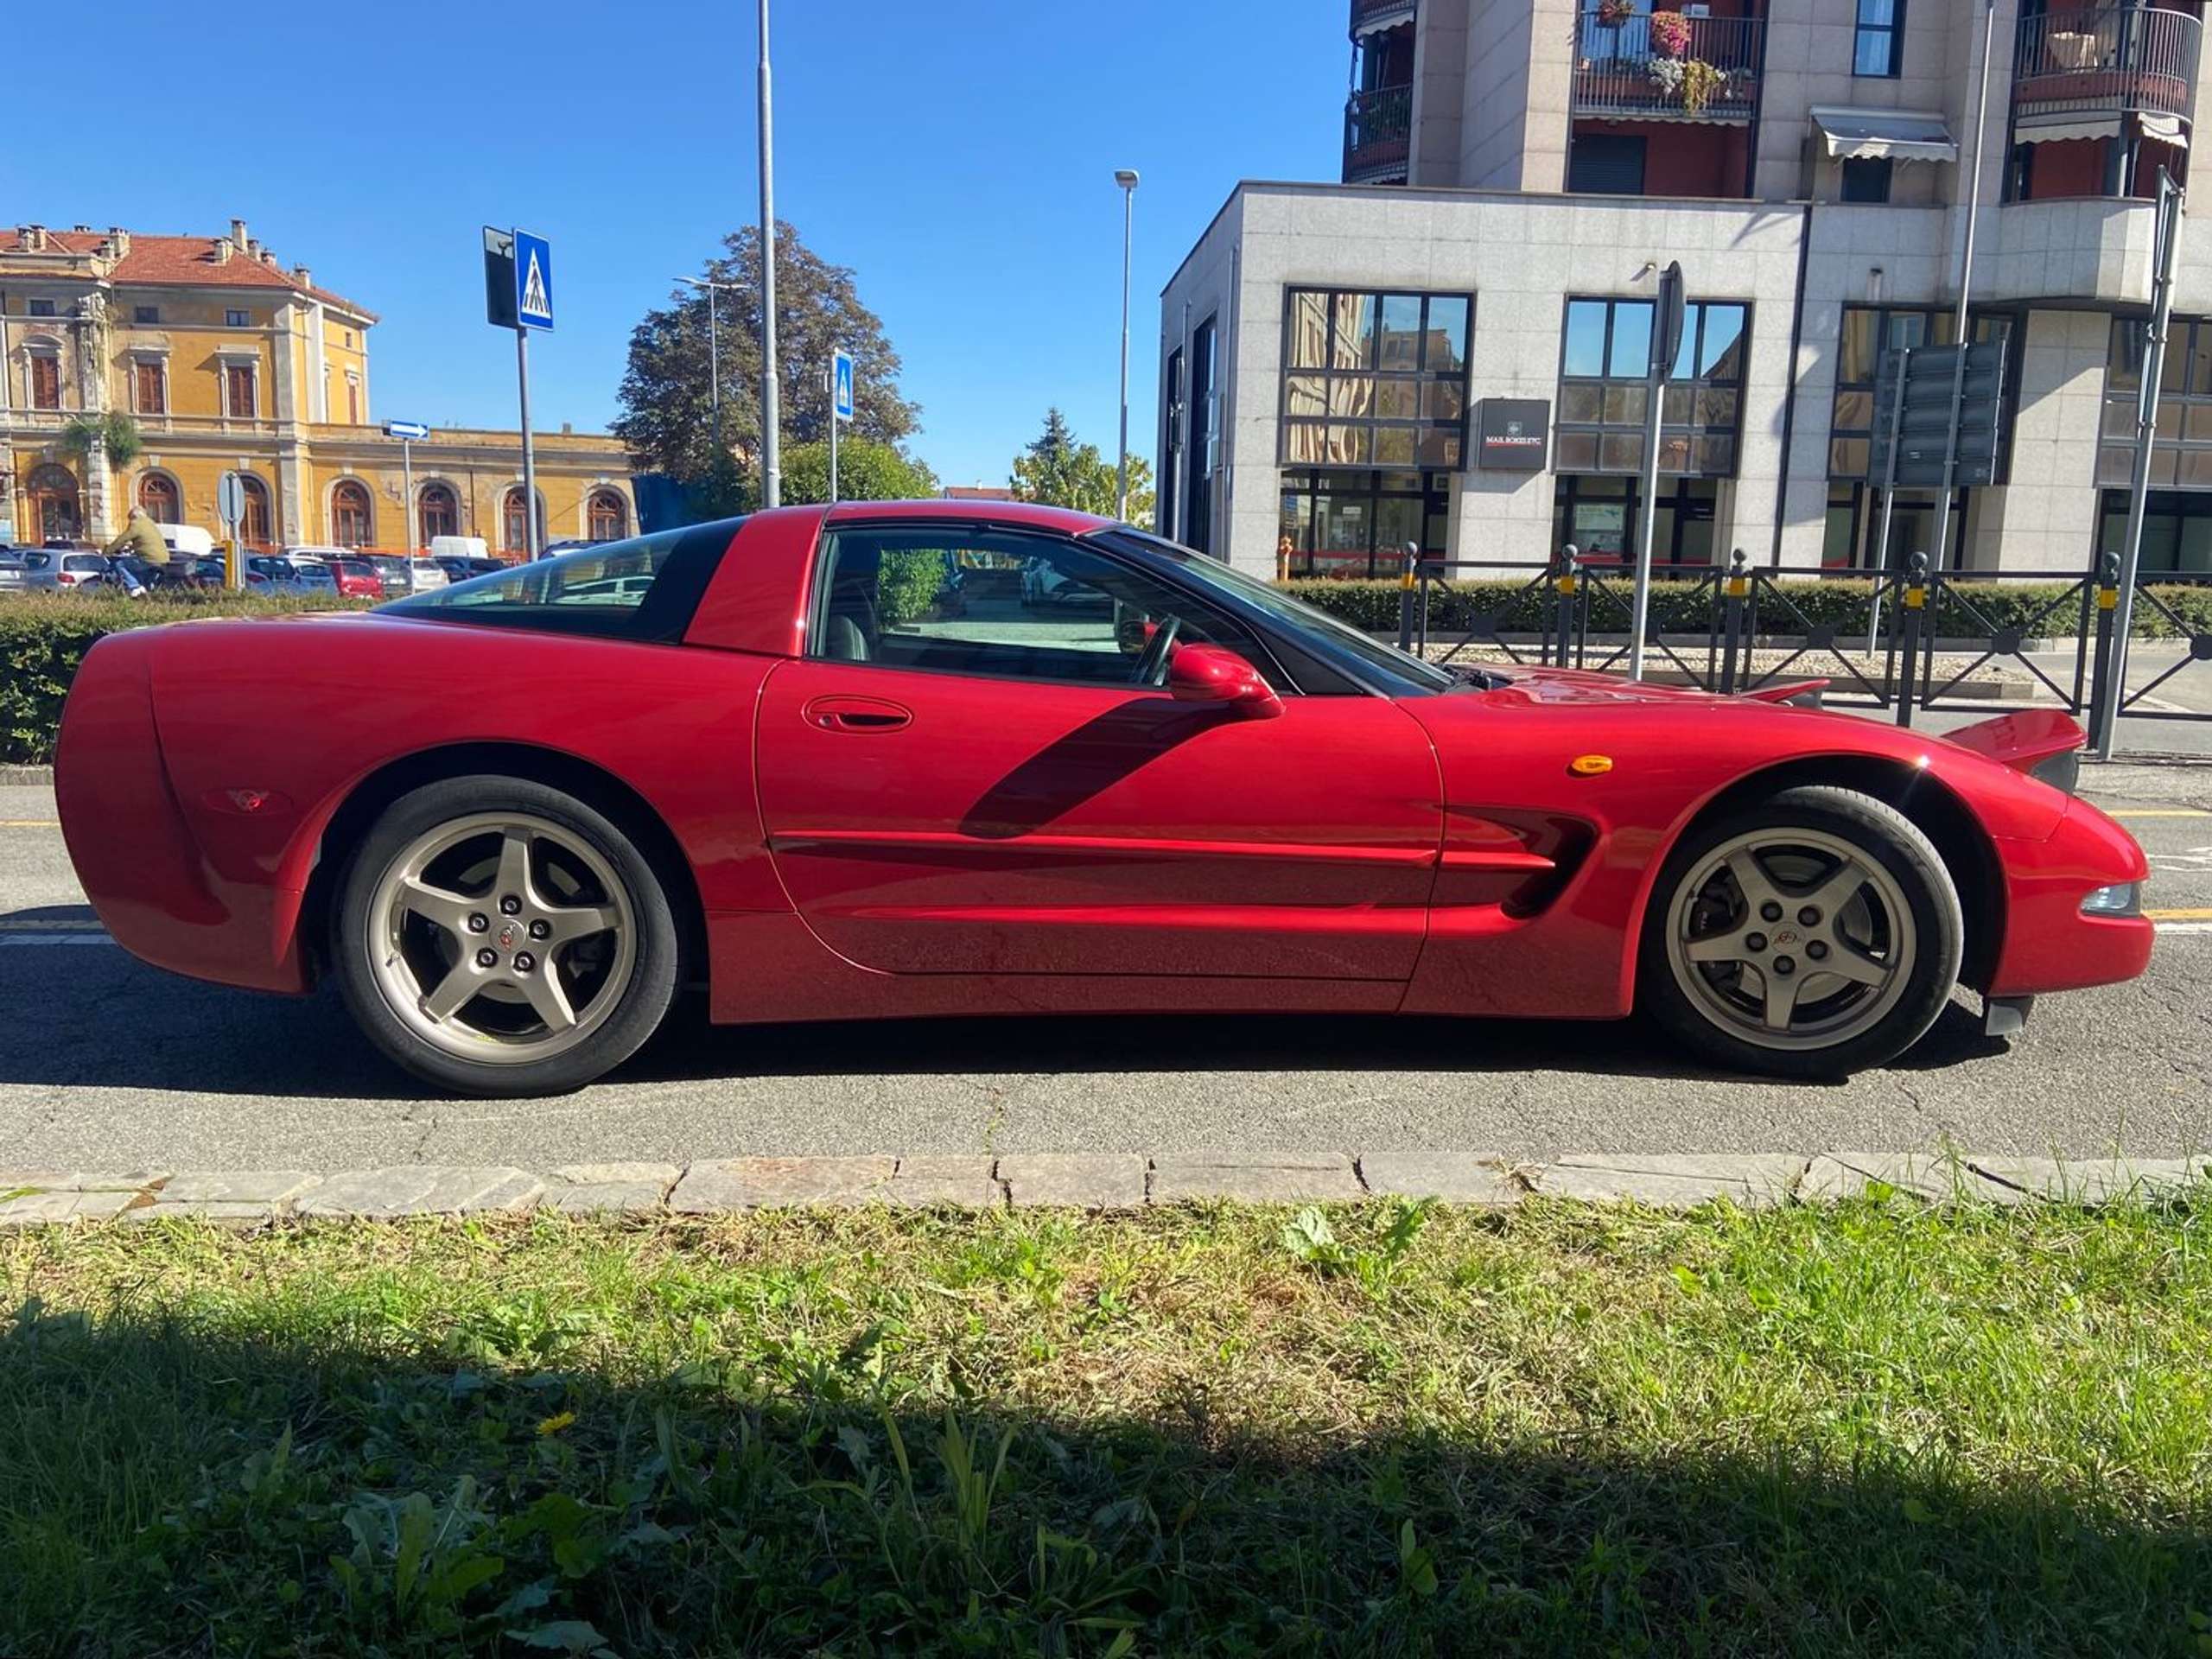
(803, 695, 913, 734)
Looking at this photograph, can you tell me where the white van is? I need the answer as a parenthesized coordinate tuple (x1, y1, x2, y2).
(428, 535, 489, 563)
(157, 524, 216, 560)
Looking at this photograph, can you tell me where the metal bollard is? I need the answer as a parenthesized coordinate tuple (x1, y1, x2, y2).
(1893, 551, 1928, 728)
(1395, 541, 1421, 652)
(1543, 544, 1577, 667)
(1719, 547, 1749, 696)
(2086, 550, 2120, 751)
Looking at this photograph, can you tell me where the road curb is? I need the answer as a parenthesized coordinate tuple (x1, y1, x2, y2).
(0, 765, 54, 786)
(1, 1152, 2204, 1230)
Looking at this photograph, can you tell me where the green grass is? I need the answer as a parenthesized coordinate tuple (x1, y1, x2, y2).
(3, 1194, 2209, 1656)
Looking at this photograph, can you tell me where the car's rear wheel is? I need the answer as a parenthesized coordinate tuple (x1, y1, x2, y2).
(1641, 785, 1963, 1077)
(333, 777, 679, 1096)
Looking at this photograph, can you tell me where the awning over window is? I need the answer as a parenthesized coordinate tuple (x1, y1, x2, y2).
(2014, 110, 2190, 150)
(2141, 111, 2190, 149)
(1810, 106, 1959, 164)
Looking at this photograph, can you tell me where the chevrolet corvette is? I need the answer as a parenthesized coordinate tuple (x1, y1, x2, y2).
(56, 501, 2152, 1096)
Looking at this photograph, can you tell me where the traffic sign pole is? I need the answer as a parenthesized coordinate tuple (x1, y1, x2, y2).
(486, 229, 551, 560)
(828, 362, 839, 505)
(400, 435, 416, 588)
(1629, 261, 1683, 683)
(1867, 344, 1911, 652)
(2098, 167, 2185, 760)
(218, 469, 247, 589)
(517, 329, 537, 559)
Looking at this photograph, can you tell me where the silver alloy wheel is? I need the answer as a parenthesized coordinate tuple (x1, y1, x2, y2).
(364, 812, 637, 1065)
(1663, 826, 1917, 1053)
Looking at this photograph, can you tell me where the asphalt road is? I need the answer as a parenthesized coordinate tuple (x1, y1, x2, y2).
(3, 768, 2208, 1173)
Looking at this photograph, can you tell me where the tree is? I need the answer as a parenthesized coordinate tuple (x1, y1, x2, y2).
(1008, 408, 1153, 524)
(614, 221, 919, 490)
(779, 436, 938, 505)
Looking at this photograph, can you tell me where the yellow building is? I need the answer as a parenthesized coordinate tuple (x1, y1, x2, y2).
(0, 219, 633, 554)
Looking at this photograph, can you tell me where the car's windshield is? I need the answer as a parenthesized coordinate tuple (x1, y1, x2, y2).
(1093, 528, 1453, 692)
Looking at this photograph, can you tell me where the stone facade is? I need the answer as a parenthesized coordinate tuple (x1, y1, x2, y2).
(1183, 1, 2212, 582)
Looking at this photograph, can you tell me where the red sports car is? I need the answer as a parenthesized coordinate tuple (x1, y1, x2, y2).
(56, 502, 2152, 1096)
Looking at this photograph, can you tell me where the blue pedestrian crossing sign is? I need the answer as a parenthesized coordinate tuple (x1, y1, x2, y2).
(832, 351, 855, 422)
(513, 230, 554, 331)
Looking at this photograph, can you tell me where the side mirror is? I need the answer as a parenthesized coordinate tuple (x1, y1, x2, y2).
(1168, 645, 1284, 720)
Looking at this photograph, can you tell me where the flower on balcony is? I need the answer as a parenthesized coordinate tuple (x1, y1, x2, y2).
(1648, 55, 1685, 98)
(1595, 0, 1635, 24)
(1648, 10, 1692, 57)
(1681, 57, 1724, 114)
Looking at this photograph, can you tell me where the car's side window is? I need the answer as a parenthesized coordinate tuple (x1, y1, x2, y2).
(811, 526, 1275, 690)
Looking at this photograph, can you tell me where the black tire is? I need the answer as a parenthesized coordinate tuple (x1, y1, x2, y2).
(331, 776, 681, 1096)
(1639, 785, 1964, 1078)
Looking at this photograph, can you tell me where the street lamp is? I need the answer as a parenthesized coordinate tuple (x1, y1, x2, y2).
(1114, 168, 1140, 524)
(674, 274, 734, 458)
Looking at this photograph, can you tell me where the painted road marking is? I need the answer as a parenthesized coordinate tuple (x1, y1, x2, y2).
(2146, 908, 2212, 921)
(0, 820, 60, 828)
(2107, 809, 2212, 820)
(2157, 923, 2212, 936)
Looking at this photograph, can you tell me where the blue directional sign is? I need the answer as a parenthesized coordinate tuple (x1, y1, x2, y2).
(833, 351, 855, 423)
(384, 419, 431, 441)
(513, 230, 554, 332)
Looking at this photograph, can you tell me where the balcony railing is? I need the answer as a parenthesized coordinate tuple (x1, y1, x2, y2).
(1572, 13, 1764, 123)
(1351, 0, 1415, 36)
(2013, 4, 2200, 128)
(1344, 85, 1413, 184)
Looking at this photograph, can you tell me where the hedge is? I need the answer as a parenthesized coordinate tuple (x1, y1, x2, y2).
(1283, 575, 2212, 644)
(7, 572, 2211, 766)
(2, 592, 370, 764)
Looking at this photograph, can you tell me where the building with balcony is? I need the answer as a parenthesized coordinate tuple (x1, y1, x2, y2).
(1164, 0, 2212, 582)
(0, 219, 634, 553)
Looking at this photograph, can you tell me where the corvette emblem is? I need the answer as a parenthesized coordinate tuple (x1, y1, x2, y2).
(497, 923, 518, 950)
(1773, 928, 1800, 947)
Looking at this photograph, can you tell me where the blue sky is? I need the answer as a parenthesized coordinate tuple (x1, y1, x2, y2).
(6, 1, 1343, 489)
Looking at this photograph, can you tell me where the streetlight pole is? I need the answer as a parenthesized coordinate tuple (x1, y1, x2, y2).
(1927, 0, 1999, 575)
(758, 0, 781, 509)
(1115, 168, 1139, 523)
(675, 275, 727, 460)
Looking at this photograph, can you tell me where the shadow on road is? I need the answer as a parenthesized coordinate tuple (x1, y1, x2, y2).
(0, 903, 2005, 1100)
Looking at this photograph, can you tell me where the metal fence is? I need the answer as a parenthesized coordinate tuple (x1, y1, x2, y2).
(1397, 545, 2212, 734)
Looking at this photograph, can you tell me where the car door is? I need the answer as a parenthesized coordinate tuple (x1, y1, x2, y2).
(754, 523, 1443, 982)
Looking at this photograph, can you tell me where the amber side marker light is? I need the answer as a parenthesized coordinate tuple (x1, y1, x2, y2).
(1568, 754, 1614, 777)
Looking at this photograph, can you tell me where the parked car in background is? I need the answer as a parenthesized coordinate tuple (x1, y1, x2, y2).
(245, 556, 309, 594)
(326, 557, 385, 600)
(0, 550, 29, 595)
(22, 549, 115, 592)
(435, 556, 505, 583)
(284, 557, 340, 595)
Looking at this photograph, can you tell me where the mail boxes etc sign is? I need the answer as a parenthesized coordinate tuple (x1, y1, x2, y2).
(1477, 399, 1549, 471)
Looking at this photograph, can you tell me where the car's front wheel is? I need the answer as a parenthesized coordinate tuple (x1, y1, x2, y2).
(332, 777, 680, 1096)
(1640, 785, 1964, 1077)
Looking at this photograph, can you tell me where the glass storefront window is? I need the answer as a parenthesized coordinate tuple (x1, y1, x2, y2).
(1278, 468, 1452, 577)
(2097, 489, 2212, 571)
(2101, 316, 2212, 493)
(1554, 296, 1746, 480)
(1280, 288, 1475, 476)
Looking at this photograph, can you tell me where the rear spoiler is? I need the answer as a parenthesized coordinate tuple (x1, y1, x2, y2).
(1941, 709, 2086, 793)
